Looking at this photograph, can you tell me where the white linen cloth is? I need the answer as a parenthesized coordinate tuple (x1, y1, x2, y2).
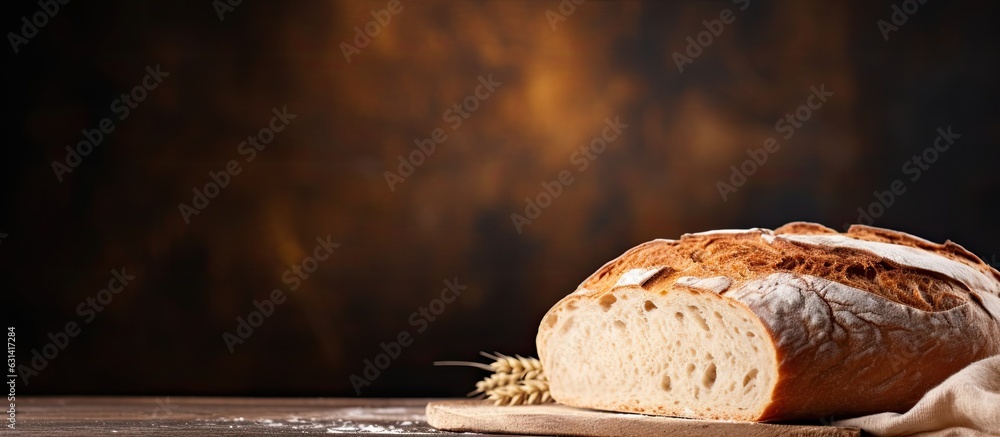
(835, 355, 1000, 436)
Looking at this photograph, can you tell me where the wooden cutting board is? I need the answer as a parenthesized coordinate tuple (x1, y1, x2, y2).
(426, 400, 860, 436)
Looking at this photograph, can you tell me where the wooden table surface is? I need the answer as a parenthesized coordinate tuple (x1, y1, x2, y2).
(10, 397, 860, 436)
(10, 397, 485, 436)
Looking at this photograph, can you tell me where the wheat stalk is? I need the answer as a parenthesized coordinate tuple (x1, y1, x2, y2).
(483, 352, 544, 374)
(487, 379, 552, 406)
(471, 371, 525, 395)
(435, 352, 554, 406)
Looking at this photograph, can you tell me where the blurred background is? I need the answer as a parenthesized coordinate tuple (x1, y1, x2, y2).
(3, 0, 999, 397)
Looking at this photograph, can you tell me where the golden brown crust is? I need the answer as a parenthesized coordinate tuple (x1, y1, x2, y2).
(581, 226, 973, 312)
(844, 224, 1000, 283)
(773, 221, 840, 235)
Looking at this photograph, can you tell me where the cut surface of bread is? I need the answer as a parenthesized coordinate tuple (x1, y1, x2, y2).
(536, 223, 1000, 421)
(542, 284, 777, 420)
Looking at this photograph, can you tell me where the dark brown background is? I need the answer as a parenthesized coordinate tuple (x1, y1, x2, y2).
(3, 0, 999, 397)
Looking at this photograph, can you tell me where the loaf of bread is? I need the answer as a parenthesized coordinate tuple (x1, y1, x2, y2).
(536, 222, 1000, 421)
